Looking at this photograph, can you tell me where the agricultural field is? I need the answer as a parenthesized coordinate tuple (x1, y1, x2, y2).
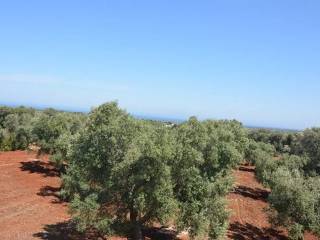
(0, 104, 320, 240)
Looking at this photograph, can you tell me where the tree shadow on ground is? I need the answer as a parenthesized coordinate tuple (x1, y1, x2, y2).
(228, 221, 287, 240)
(20, 160, 60, 177)
(238, 166, 255, 173)
(233, 185, 269, 202)
(37, 185, 65, 204)
(142, 227, 177, 240)
(33, 221, 179, 240)
(33, 221, 108, 240)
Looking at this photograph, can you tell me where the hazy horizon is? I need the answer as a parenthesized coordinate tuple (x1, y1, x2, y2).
(1, 1, 320, 129)
(0, 101, 303, 131)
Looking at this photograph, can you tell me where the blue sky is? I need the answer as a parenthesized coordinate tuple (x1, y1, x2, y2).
(0, 0, 320, 129)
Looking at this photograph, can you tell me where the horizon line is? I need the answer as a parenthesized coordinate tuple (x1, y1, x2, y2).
(0, 101, 302, 132)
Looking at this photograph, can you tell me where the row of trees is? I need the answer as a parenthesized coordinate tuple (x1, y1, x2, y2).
(248, 129, 320, 240)
(0, 106, 86, 169)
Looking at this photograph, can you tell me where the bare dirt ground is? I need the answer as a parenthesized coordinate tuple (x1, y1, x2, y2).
(227, 165, 318, 240)
(0, 151, 69, 239)
(0, 151, 318, 240)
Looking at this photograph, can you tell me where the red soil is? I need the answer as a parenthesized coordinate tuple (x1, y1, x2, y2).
(0, 151, 318, 240)
(227, 165, 318, 240)
(0, 151, 69, 239)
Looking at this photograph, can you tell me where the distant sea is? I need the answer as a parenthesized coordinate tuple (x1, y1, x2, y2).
(245, 125, 300, 132)
(134, 114, 300, 132)
(0, 102, 300, 132)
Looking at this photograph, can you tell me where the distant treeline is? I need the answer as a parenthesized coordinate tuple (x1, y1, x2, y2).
(0, 106, 87, 168)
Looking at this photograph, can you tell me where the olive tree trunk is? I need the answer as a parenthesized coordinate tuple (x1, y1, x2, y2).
(130, 209, 144, 240)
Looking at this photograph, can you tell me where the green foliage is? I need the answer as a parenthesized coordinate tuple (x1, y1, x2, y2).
(70, 193, 114, 235)
(0, 109, 34, 151)
(250, 135, 320, 238)
(288, 223, 304, 240)
(62, 103, 248, 239)
(267, 168, 320, 238)
(248, 128, 296, 153)
(293, 128, 320, 175)
(0, 128, 14, 151)
(172, 118, 246, 239)
(0, 106, 35, 128)
(245, 140, 275, 164)
(32, 110, 85, 154)
(63, 102, 178, 239)
(255, 154, 277, 185)
(0, 105, 85, 169)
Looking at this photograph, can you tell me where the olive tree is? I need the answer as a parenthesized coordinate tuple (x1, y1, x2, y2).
(62, 102, 178, 239)
(171, 118, 246, 239)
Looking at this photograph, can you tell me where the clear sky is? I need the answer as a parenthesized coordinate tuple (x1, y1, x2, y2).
(1, 0, 320, 129)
